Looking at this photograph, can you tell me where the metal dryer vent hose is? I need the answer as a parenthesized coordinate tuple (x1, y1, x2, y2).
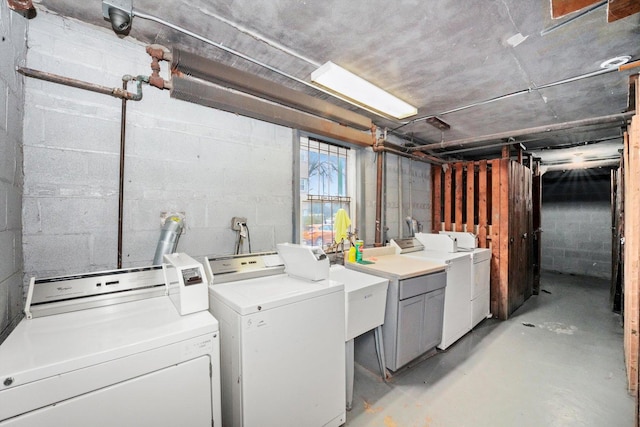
(153, 215, 184, 265)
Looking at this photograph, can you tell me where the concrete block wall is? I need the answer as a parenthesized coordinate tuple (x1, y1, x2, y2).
(383, 154, 431, 243)
(541, 170, 612, 279)
(0, 3, 27, 342)
(22, 12, 294, 279)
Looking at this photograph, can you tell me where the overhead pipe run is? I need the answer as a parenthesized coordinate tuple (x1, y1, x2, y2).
(392, 60, 640, 133)
(407, 112, 635, 153)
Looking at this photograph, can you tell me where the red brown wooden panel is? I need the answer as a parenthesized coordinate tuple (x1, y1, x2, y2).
(444, 166, 452, 231)
(498, 159, 510, 320)
(478, 161, 488, 248)
(624, 118, 640, 394)
(455, 163, 464, 231)
(466, 162, 475, 233)
(608, 0, 640, 22)
(551, 0, 599, 18)
(489, 159, 502, 319)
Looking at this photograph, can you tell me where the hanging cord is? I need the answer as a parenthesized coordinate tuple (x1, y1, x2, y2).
(245, 224, 252, 253)
(234, 222, 252, 254)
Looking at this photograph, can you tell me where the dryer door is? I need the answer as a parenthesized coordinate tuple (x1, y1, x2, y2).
(1, 356, 213, 427)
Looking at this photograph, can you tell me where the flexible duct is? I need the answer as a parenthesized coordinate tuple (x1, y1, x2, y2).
(153, 215, 184, 265)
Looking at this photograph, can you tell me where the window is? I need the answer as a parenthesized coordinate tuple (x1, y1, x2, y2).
(299, 137, 355, 248)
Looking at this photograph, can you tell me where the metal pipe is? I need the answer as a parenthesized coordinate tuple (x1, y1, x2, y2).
(542, 158, 620, 172)
(392, 62, 631, 133)
(117, 78, 127, 269)
(132, 9, 393, 120)
(407, 112, 634, 152)
(541, 1, 607, 36)
(17, 67, 144, 100)
(374, 144, 384, 247)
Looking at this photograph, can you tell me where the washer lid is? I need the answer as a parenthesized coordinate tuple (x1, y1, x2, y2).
(210, 274, 344, 315)
(0, 296, 218, 391)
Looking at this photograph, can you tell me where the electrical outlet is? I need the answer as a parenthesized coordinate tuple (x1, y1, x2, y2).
(231, 217, 247, 231)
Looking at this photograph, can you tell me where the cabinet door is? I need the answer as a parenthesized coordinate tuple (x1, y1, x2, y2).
(396, 294, 425, 369)
(422, 288, 445, 351)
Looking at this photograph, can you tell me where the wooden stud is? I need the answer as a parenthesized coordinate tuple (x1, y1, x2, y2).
(499, 158, 510, 320)
(455, 163, 464, 231)
(625, 116, 640, 395)
(444, 165, 452, 232)
(478, 160, 488, 248)
(466, 162, 476, 233)
(490, 159, 502, 318)
(432, 165, 442, 233)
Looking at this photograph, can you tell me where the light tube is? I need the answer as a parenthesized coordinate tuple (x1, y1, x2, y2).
(311, 61, 417, 120)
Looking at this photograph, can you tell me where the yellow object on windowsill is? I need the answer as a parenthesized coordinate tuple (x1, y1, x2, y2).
(334, 209, 351, 244)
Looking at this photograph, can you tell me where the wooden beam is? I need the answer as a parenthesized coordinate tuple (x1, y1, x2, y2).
(444, 166, 453, 231)
(551, 0, 599, 18)
(499, 159, 510, 319)
(490, 160, 502, 318)
(624, 124, 640, 395)
(608, 0, 640, 22)
(455, 163, 464, 231)
(466, 162, 475, 233)
(432, 166, 442, 232)
(478, 161, 488, 248)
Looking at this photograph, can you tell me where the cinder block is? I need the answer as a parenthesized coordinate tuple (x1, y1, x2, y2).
(23, 234, 91, 274)
(0, 230, 16, 282)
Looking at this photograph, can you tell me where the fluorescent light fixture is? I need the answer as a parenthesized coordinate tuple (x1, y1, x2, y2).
(311, 61, 417, 120)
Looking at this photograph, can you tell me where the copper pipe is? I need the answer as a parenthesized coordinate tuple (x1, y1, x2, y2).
(17, 67, 143, 100)
(374, 146, 384, 247)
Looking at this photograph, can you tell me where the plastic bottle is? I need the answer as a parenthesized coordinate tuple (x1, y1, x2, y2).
(348, 246, 356, 263)
(355, 240, 363, 262)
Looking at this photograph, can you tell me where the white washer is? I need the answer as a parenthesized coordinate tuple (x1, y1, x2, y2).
(0, 266, 222, 427)
(206, 253, 346, 427)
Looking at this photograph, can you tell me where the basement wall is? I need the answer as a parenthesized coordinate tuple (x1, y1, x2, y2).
(384, 154, 431, 242)
(0, 4, 27, 343)
(19, 12, 431, 282)
(541, 169, 612, 279)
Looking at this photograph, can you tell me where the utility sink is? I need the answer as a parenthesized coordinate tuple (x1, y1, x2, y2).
(330, 264, 389, 411)
(329, 265, 389, 342)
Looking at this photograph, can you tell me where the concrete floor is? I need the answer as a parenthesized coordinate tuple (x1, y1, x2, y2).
(346, 271, 635, 427)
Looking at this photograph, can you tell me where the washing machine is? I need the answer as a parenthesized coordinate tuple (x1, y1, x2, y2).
(0, 264, 221, 427)
(436, 231, 492, 327)
(205, 245, 346, 427)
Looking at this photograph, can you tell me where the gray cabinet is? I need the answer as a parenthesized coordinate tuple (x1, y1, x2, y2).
(383, 270, 447, 371)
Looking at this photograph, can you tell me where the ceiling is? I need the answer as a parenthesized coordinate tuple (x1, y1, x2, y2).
(28, 0, 640, 169)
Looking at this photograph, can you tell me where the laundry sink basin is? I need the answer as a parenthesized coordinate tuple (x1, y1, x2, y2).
(329, 265, 388, 341)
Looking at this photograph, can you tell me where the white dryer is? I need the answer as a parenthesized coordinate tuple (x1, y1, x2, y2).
(438, 231, 492, 327)
(0, 265, 221, 427)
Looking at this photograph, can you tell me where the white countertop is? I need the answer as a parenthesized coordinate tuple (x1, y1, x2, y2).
(345, 249, 446, 280)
